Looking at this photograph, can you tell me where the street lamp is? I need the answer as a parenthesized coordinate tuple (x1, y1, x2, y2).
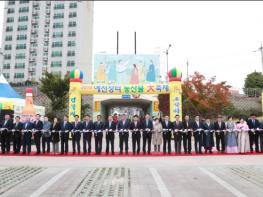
(166, 44, 172, 81)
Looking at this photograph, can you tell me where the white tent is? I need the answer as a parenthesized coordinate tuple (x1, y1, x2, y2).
(0, 74, 45, 116)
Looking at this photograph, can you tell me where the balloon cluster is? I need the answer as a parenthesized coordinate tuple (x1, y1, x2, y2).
(168, 68, 182, 82)
(70, 69, 84, 82)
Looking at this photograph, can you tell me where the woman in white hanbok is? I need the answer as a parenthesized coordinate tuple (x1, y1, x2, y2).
(235, 118, 250, 153)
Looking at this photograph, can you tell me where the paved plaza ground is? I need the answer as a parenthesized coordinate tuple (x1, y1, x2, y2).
(1, 154, 263, 197)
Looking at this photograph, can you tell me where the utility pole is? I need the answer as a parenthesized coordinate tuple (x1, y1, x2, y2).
(165, 44, 172, 81)
(253, 42, 263, 73)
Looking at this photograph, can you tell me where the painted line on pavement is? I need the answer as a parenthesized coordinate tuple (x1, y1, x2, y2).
(29, 168, 71, 197)
(199, 167, 247, 197)
(149, 167, 172, 197)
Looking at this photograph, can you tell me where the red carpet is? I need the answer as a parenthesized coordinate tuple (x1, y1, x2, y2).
(1, 152, 263, 157)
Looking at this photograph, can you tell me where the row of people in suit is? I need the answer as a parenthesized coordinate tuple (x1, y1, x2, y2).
(1, 113, 263, 155)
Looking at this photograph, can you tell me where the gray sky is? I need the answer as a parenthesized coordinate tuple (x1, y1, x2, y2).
(1, 1, 263, 89)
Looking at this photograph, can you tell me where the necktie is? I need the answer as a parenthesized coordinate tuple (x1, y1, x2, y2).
(25, 122, 28, 129)
(64, 122, 66, 128)
(109, 122, 111, 128)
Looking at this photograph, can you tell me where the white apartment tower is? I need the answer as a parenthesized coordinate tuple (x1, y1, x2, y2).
(1, 0, 93, 83)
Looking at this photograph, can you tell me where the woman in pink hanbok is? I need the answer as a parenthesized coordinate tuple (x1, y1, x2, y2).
(130, 64, 139, 84)
(236, 118, 250, 154)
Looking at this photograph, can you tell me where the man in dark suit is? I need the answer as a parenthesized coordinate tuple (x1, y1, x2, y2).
(247, 114, 261, 152)
(173, 115, 183, 154)
(214, 115, 226, 153)
(104, 115, 116, 155)
(72, 115, 83, 155)
(161, 115, 173, 154)
(182, 115, 193, 154)
(1, 114, 13, 154)
(33, 114, 43, 154)
(13, 116, 23, 154)
(83, 114, 94, 154)
(130, 115, 141, 154)
(192, 115, 203, 154)
(22, 116, 34, 154)
(117, 114, 130, 155)
(60, 115, 72, 154)
(141, 113, 153, 154)
(93, 115, 104, 154)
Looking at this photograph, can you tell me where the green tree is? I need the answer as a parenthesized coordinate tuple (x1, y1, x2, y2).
(39, 72, 69, 116)
(244, 71, 263, 97)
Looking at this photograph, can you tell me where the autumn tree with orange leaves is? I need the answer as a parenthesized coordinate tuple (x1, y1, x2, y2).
(158, 72, 232, 118)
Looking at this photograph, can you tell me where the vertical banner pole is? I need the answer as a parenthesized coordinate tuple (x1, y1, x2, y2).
(68, 82, 82, 122)
(169, 81, 182, 121)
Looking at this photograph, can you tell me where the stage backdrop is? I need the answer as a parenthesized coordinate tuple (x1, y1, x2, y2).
(93, 54, 160, 84)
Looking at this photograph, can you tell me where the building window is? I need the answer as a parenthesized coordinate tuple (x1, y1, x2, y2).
(17, 25, 28, 31)
(69, 2, 77, 8)
(6, 17, 14, 23)
(53, 13, 64, 19)
(14, 73, 24, 79)
(8, 1, 15, 5)
(16, 44, 26, 50)
(19, 0, 29, 4)
(18, 16, 28, 22)
(15, 63, 25, 69)
(52, 41, 63, 47)
(5, 35, 12, 41)
(51, 51, 62, 57)
(69, 12, 77, 18)
(68, 21, 76, 27)
(67, 50, 75, 57)
(6, 26, 13, 32)
(7, 8, 15, 14)
(3, 64, 11, 69)
(67, 60, 75, 67)
(52, 32, 63, 38)
(4, 45, 12, 50)
(53, 22, 63, 28)
(67, 41, 76, 47)
(19, 7, 29, 13)
(16, 53, 26, 59)
(54, 4, 64, 10)
(17, 34, 27, 40)
(4, 54, 11, 60)
(68, 31, 76, 37)
(51, 61, 62, 67)
(3, 73, 10, 79)
(33, 15, 40, 20)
